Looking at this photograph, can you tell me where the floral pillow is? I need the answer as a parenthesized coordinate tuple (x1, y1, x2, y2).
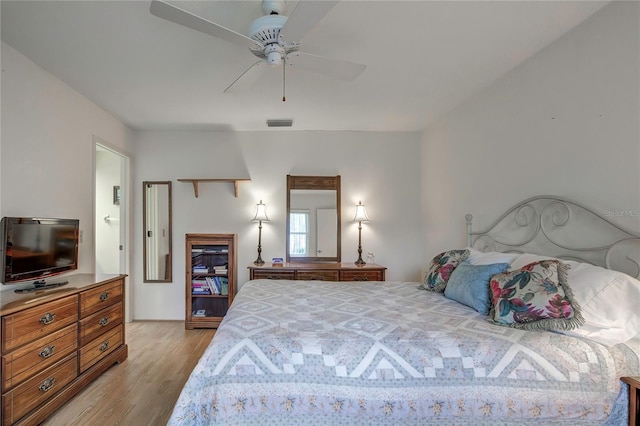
(488, 259, 584, 331)
(418, 249, 470, 292)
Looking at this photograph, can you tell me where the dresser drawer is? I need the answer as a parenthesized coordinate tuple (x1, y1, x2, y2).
(79, 326, 123, 373)
(295, 270, 339, 281)
(2, 353, 78, 425)
(79, 302, 123, 347)
(340, 270, 385, 281)
(2, 323, 77, 392)
(2, 295, 78, 353)
(251, 270, 295, 280)
(79, 279, 123, 318)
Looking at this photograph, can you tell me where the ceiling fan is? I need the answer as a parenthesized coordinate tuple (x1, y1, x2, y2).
(149, 0, 366, 100)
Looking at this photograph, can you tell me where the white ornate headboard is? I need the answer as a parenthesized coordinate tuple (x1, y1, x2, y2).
(466, 195, 640, 278)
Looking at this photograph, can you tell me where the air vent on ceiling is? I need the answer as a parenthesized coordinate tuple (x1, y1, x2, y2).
(267, 119, 293, 128)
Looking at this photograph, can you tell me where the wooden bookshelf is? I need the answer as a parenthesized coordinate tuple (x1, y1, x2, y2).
(185, 234, 236, 329)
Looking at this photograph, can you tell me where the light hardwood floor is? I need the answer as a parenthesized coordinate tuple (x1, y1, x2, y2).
(43, 321, 215, 426)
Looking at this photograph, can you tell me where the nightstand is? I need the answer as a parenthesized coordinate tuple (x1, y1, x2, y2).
(622, 376, 640, 425)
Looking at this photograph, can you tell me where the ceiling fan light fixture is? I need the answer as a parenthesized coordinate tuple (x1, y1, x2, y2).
(267, 119, 294, 128)
(264, 44, 284, 65)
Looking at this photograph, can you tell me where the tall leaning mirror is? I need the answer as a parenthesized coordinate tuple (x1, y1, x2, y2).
(143, 181, 172, 282)
(286, 175, 341, 263)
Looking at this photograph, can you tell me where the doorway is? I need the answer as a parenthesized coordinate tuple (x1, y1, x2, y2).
(94, 137, 131, 321)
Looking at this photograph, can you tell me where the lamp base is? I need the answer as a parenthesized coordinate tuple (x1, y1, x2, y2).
(355, 230, 366, 266)
(254, 259, 265, 266)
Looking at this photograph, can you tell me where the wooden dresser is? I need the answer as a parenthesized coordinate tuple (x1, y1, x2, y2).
(0, 274, 128, 426)
(249, 263, 386, 282)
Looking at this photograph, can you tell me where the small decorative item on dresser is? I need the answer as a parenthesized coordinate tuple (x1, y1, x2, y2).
(622, 376, 640, 426)
(252, 200, 270, 266)
(353, 201, 370, 265)
(271, 257, 284, 267)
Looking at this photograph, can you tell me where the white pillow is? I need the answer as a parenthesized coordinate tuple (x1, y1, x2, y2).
(509, 253, 559, 270)
(469, 249, 640, 346)
(465, 247, 519, 266)
(562, 260, 640, 346)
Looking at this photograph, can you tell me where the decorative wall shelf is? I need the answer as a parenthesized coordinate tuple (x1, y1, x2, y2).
(177, 178, 251, 198)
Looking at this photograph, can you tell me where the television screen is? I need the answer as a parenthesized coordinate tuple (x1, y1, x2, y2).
(1, 217, 79, 284)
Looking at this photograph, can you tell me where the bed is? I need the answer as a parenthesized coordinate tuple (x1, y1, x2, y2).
(169, 196, 640, 425)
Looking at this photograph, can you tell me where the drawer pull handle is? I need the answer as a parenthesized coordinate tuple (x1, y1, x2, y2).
(39, 378, 55, 392)
(40, 313, 56, 324)
(39, 345, 56, 358)
(99, 292, 110, 301)
(354, 277, 369, 281)
(99, 341, 109, 352)
(266, 275, 280, 280)
(99, 317, 109, 326)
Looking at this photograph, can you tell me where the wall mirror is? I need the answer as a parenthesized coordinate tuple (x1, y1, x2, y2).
(286, 175, 341, 263)
(143, 181, 172, 282)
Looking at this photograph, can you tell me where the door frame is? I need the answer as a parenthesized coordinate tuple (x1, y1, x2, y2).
(94, 136, 132, 322)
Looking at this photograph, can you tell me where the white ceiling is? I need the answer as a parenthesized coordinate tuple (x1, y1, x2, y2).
(1, 0, 609, 132)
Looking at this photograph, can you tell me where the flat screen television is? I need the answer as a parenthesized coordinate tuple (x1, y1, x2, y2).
(1, 217, 79, 290)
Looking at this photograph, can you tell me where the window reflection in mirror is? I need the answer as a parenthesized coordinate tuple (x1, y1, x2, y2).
(143, 181, 172, 282)
(286, 175, 341, 263)
(289, 210, 310, 256)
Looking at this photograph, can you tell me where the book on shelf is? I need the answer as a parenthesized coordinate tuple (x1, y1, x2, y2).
(193, 266, 209, 273)
(192, 280, 211, 295)
(193, 309, 206, 317)
(205, 277, 219, 295)
(213, 265, 228, 274)
(212, 276, 223, 294)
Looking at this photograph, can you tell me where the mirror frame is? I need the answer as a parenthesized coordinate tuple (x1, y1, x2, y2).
(286, 175, 341, 263)
(143, 180, 172, 282)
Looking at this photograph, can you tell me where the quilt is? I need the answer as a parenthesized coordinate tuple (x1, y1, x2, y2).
(169, 279, 640, 425)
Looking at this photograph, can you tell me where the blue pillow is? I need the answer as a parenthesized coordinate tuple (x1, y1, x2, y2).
(444, 262, 509, 314)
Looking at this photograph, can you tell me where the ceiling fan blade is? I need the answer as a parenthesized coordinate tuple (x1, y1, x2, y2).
(279, 1, 338, 44)
(150, 0, 261, 49)
(224, 61, 268, 93)
(286, 52, 366, 81)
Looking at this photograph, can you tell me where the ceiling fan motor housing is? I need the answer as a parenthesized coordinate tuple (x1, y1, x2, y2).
(249, 14, 292, 65)
(249, 15, 287, 45)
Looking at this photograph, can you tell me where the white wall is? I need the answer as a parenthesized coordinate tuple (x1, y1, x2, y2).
(422, 1, 640, 257)
(132, 130, 423, 320)
(0, 42, 133, 288)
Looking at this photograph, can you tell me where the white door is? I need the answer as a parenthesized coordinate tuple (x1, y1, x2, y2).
(316, 208, 337, 257)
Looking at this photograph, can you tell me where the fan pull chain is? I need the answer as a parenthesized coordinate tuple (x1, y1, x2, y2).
(282, 58, 286, 102)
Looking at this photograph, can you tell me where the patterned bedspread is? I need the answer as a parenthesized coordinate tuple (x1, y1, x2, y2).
(169, 280, 640, 425)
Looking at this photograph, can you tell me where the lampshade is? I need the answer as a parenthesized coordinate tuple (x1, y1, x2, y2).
(353, 201, 369, 223)
(252, 200, 269, 222)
